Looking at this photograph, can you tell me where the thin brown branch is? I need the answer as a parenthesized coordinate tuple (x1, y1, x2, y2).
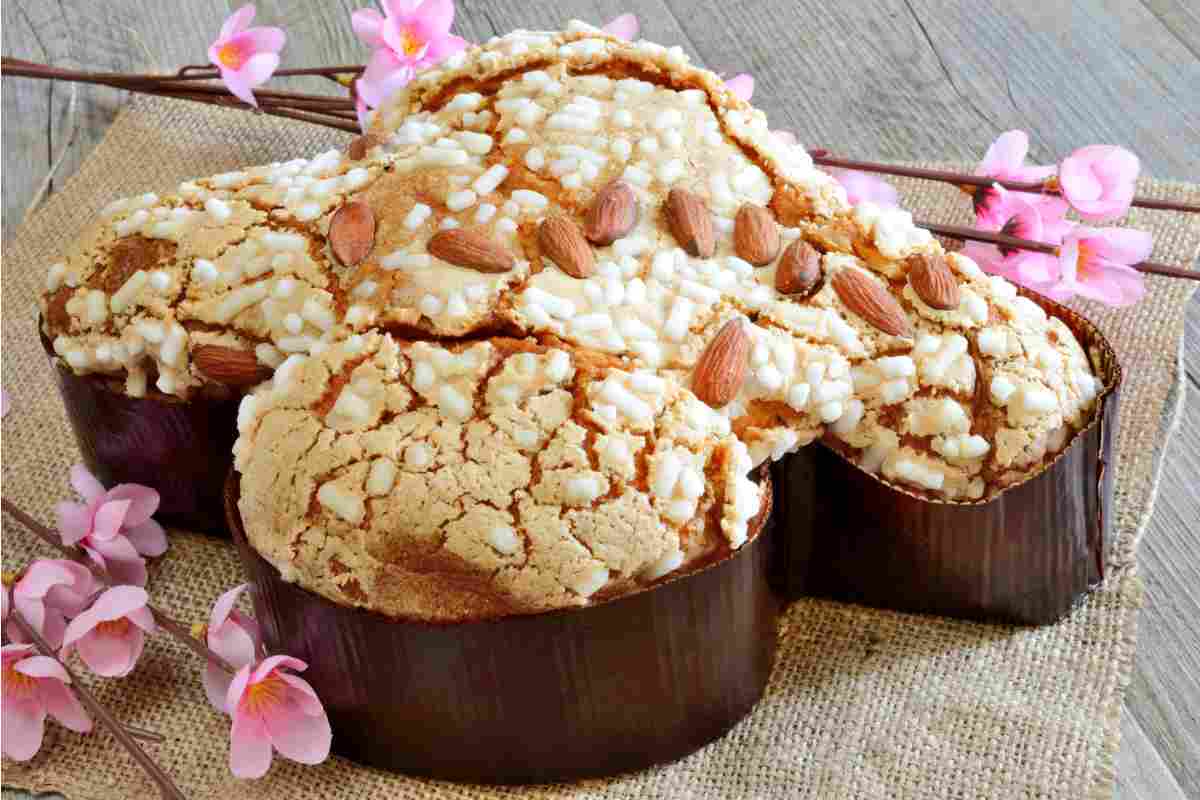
(172, 63, 364, 80)
(7, 613, 188, 800)
(2, 498, 238, 674)
(919, 221, 1200, 282)
(812, 153, 1200, 215)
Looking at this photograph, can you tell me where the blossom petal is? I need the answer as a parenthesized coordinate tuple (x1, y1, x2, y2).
(1060, 145, 1139, 222)
(832, 169, 898, 208)
(91, 537, 148, 587)
(75, 626, 145, 677)
(106, 484, 160, 528)
(1, 698, 47, 761)
(220, 67, 260, 106)
(262, 692, 332, 765)
(40, 680, 93, 733)
(219, 4, 257, 41)
(57, 501, 94, 545)
(407, 0, 455, 39)
(13, 654, 72, 682)
(422, 33, 468, 63)
(252, 654, 307, 683)
(278, 673, 324, 715)
(225, 664, 254, 712)
(602, 13, 639, 41)
(70, 464, 107, 504)
(235, 51, 282, 88)
(209, 615, 259, 670)
(229, 711, 274, 778)
(725, 73, 754, 102)
(124, 519, 168, 557)
(383, 0, 423, 16)
(210, 584, 250, 630)
(94, 585, 150, 621)
(235, 26, 286, 55)
(204, 660, 235, 713)
(976, 130, 1029, 177)
(351, 8, 387, 48)
(91, 499, 132, 541)
(1091, 227, 1153, 264)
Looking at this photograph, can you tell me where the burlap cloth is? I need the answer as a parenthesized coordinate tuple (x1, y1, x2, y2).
(2, 96, 1198, 799)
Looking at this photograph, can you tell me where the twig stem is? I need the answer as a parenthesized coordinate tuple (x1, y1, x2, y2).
(918, 221, 1199, 281)
(812, 153, 1200, 215)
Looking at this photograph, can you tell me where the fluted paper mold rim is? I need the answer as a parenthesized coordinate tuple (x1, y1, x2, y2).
(776, 287, 1122, 624)
(39, 319, 240, 536)
(225, 469, 781, 781)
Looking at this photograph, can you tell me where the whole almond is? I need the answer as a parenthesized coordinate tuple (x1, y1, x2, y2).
(428, 228, 515, 273)
(584, 181, 638, 245)
(733, 204, 781, 265)
(692, 319, 752, 407)
(329, 201, 376, 267)
(832, 268, 913, 338)
(539, 216, 595, 278)
(907, 253, 960, 310)
(665, 188, 715, 258)
(347, 133, 383, 161)
(193, 345, 273, 388)
(776, 240, 823, 296)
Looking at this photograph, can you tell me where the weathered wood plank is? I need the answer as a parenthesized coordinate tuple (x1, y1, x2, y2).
(1116, 707, 1189, 800)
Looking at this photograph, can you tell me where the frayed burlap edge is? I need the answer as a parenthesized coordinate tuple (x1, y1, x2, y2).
(3, 96, 1198, 800)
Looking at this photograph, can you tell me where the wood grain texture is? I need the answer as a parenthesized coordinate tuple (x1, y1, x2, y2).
(1, 1, 1197, 797)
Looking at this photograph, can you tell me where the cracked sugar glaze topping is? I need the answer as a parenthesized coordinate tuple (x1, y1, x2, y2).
(234, 332, 765, 620)
(40, 22, 1107, 611)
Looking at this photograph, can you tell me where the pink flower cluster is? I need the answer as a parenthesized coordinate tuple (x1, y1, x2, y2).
(966, 131, 1150, 306)
(201, 584, 331, 778)
(2, 572, 155, 758)
(57, 464, 167, 587)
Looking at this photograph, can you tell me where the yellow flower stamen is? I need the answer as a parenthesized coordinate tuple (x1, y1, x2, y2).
(399, 29, 424, 57)
(96, 617, 132, 637)
(241, 674, 287, 715)
(3, 664, 39, 698)
(217, 43, 244, 70)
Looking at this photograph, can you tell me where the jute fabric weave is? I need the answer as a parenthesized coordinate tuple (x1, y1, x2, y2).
(2, 96, 1197, 799)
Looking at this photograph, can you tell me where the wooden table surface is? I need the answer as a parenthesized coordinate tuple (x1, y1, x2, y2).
(3, 2, 1197, 798)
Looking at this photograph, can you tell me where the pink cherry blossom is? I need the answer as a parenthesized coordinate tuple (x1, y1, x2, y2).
(202, 584, 264, 713)
(2, 643, 92, 761)
(601, 13, 639, 41)
(1058, 145, 1140, 223)
(1055, 226, 1151, 307)
(225, 655, 331, 778)
(60, 586, 155, 678)
(9, 560, 99, 650)
(725, 73, 754, 102)
(975, 130, 1056, 183)
(829, 169, 899, 208)
(956, 243, 1070, 300)
(971, 130, 1055, 223)
(56, 464, 167, 587)
(352, 0, 468, 110)
(975, 185, 1046, 246)
(208, 5, 286, 108)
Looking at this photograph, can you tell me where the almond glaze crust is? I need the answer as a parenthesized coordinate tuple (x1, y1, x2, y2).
(40, 22, 1107, 615)
(234, 332, 764, 621)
